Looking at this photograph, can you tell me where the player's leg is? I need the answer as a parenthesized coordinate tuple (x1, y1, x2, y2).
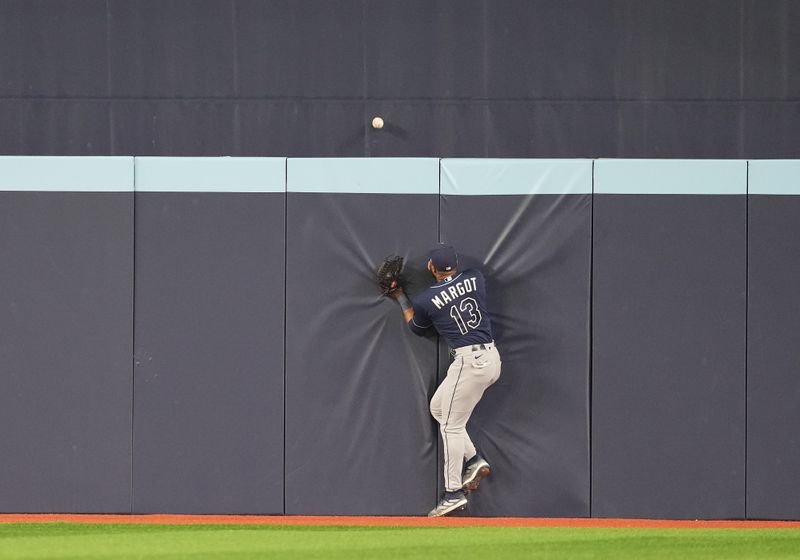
(462, 432, 477, 463)
(429, 379, 445, 424)
(427, 360, 470, 517)
(451, 348, 502, 492)
(428, 349, 501, 515)
(441, 415, 471, 491)
(439, 353, 499, 491)
(430, 358, 462, 490)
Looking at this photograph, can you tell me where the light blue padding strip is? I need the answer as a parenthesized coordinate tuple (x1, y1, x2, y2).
(595, 159, 747, 195)
(0, 156, 133, 191)
(134, 157, 286, 192)
(441, 159, 592, 195)
(749, 160, 800, 195)
(287, 158, 439, 194)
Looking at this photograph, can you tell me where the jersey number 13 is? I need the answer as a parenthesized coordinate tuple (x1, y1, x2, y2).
(449, 297, 483, 335)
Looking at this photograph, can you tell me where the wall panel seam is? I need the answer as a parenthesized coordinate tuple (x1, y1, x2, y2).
(589, 161, 594, 518)
(283, 157, 288, 515)
(436, 158, 443, 500)
(744, 160, 749, 518)
(130, 156, 136, 514)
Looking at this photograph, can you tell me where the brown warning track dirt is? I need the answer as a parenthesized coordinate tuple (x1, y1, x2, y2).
(0, 514, 799, 529)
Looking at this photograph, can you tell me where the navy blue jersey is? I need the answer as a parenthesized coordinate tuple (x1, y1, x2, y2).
(409, 268, 493, 348)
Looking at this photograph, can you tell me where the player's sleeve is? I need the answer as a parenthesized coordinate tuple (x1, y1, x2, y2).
(408, 299, 433, 336)
(473, 268, 487, 299)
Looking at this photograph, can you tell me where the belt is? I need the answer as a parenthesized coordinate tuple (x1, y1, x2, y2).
(451, 341, 495, 357)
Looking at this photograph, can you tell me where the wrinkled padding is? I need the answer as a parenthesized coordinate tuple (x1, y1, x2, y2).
(440, 193, 591, 517)
(6, 157, 799, 520)
(285, 193, 440, 515)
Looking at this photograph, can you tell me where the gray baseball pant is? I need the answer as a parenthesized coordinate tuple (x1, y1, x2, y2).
(429, 342, 501, 492)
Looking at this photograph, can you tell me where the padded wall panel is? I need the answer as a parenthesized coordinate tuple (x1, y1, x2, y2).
(487, 102, 743, 159)
(108, 0, 235, 97)
(133, 158, 285, 514)
(747, 161, 800, 520)
(0, 157, 133, 512)
(487, 102, 619, 158)
(235, 101, 366, 157)
(486, 0, 741, 100)
(285, 159, 439, 515)
(0, 100, 110, 156)
(592, 160, 746, 519)
(0, 0, 108, 97)
(742, 103, 800, 159)
(367, 102, 488, 157)
(619, 103, 742, 158)
(484, 1, 614, 99)
(742, 0, 800, 99)
(111, 101, 236, 156)
(365, 0, 486, 99)
(2, 2, 800, 159)
(112, 101, 368, 157)
(439, 159, 591, 517)
(236, 0, 364, 98)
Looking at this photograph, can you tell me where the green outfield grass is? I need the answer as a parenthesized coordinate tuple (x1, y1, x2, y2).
(1, 523, 799, 559)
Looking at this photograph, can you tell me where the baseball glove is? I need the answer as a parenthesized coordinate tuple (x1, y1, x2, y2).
(376, 255, 404, 296)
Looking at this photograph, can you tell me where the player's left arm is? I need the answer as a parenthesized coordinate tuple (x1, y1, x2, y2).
(389, 290, 431, 335)
(388, 289, 415, 324)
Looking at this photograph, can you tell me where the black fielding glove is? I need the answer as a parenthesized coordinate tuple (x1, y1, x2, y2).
(376, 255, 404, 296)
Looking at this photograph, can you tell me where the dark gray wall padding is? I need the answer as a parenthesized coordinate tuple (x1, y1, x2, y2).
(111, 100, 369, 158)
(482, 102, 746, 159)
(111, 101, 239, 158)
(133, 193, 285, 514)
(747, 195, 800, 520)
(0, 1, 109, 97)
(4, 1, 800, 158)
(285, 193, 439, 515)
(0, 100, 112, 156)
(0, 192, 133, 512)
(108, 0, 236, 98)
(592, 195, 746, 520)
(439, 194, 591, 517)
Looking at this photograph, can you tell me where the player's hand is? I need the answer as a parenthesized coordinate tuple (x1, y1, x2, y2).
(386, 285, 404, 299)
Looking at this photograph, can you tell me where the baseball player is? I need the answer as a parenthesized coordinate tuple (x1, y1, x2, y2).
(385, 244, 501, 517)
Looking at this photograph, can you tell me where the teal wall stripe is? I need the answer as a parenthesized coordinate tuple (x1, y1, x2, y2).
(134, 157, 286, 192)
(595, 159, 748, 195)
(287, 158, 439, 194)
(441, 159, 593, 195)
(0, 156, 133, 191)
(2, 157, 797, 195)
(749, 161, 800, 195)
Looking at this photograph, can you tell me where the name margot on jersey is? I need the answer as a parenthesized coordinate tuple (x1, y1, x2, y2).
(430, 276, 478, 309)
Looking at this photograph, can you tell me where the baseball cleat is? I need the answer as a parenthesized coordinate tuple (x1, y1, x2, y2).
(427, 491, 468, 517)
(461, 454, 490, 493)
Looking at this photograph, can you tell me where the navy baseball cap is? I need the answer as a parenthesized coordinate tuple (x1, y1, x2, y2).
(429, 243, 458, 272)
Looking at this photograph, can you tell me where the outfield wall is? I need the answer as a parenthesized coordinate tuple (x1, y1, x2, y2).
(0, 157, 797, 520)
(3, 1, 799, 160)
